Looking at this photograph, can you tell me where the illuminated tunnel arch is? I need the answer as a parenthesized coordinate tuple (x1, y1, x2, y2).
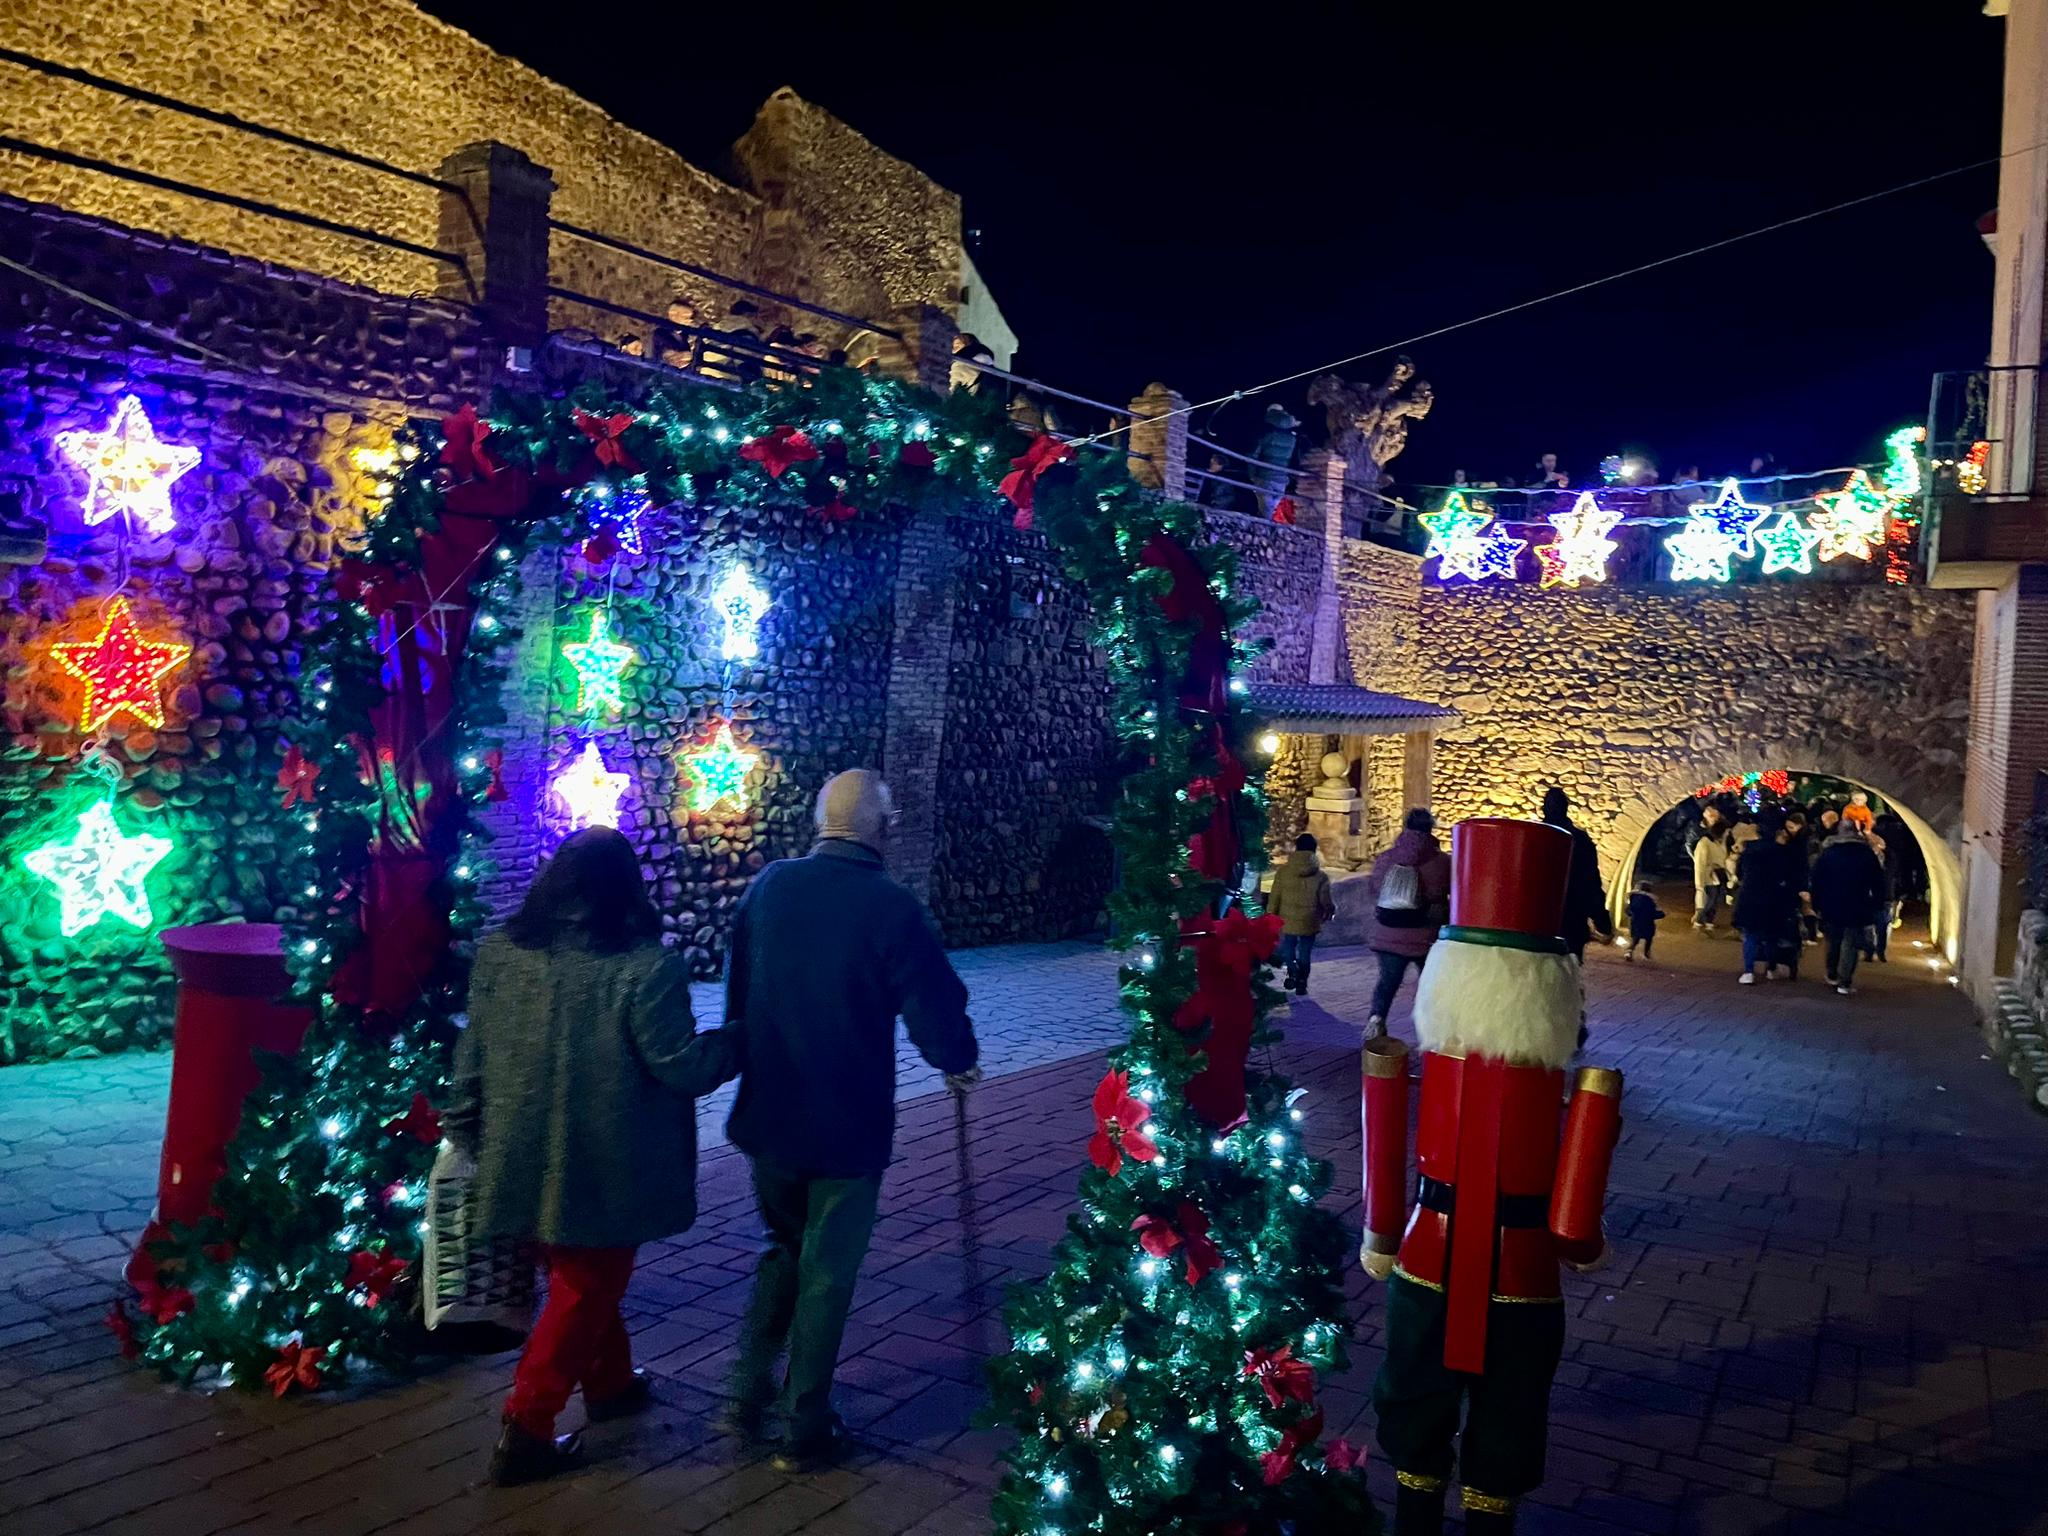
(1600, 742, 1963, 958)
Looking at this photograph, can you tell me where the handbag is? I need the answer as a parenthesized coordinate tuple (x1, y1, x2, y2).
(422, 1141, 537, 1331)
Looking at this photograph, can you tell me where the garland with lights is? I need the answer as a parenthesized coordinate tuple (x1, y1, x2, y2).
(114, 358, 1372, 1533)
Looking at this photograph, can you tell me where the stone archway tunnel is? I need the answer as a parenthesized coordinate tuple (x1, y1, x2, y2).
(1337, 543, 1976, 952)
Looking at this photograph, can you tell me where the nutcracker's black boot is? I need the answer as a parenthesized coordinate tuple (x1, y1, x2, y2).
(490, 1421, 584, 1486)
(1393, 1484, 1445, 1536)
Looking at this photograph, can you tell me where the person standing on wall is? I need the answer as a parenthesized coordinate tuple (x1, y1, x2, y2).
(1268, 832, 1337, 997)
(722, 769, 980, 1472)
(1811, 817, 1888, 996)
(1249, 402, 1300, 516)
(447, 828, 742, 1487)
(1363, 808, 1454, 1039)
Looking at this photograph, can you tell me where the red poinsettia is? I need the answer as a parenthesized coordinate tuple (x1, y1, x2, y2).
(999, 432, 1074, 529)
(1260, 1406, 1325, 1485)
(899, 439, 936, 471)
(1271, 496, 1297, 526)
(439, 403, 497, 481)
(572, 408, 639, 470)
(1132, 1199, 1223, 1284)
(1243, 1343, 1317, 1409)
(739, 424, 821, 480)
(812, 495, 858, 525)
(383, 1092, 441, 1145)
(134, 1274, 194, 1325)
(105, 1301, 139, 1359)
(343, 1249, 408, 1305)
(580, 526, 621, 566)
(481, 748, 510, 804)
(1087, 1069, 1157, 1176)
(278, 744, 319, 809)
(1325, 1436, 1366, 1474)
(265, 1339, 327, 1398)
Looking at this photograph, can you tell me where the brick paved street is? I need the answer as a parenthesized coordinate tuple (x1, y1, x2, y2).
(4, 915, 2048, 1535)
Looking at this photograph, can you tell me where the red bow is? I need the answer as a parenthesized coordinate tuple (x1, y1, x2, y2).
(1175, 907, 1282, 1126)
(1260, 1406, 1325, 1486)
(1325, 1436, 1366, 1474)
(1243, 1344, 1318, 1410)
(105, 1302, 140, 1359)
(383, 1092, 441, 1145)
(440, 404, 497, 481)
(265, 1340, 327, 1398)
(1271, 496, 1297, 526)
(336, 560, 425, 620)
(812, 495, 858, 525)
(278, 745, 319, 809)
(134, 1274, 194, 1325)
(1132, 1199, 1223, 1284)
(344, 1249, 408, 1304)
(1087, 1069, 1158, 1176)
(999, 432, 1073, 529)
(573, 408, 639, 470)
(482, 748, 509, 804)
(739, 424, 821, 480)
(899, 439, 936, 471)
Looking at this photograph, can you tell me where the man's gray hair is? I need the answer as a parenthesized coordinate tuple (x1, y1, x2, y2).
(815, 769, 894, 847)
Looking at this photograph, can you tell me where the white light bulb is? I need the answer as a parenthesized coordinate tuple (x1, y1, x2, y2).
(1211, 1138, 1228, 1155)
(1139, 1258, 1160, 1278)
(713, 426, 730, 443)
(1289, 1184, 1308, 1199)
(1047, 1475, 1067, 1500)
(1074, 1362, 1094, 1381)
(1224, 1272, 1241, 1289)
(1257, 732, 1281, 755)
(1267, 1131, 1285, 1150)
(1289, 1109, 1303, 1122)
(1158, 1444, 1177, 1465)
(320, 1117, 341, 1139)
(1229, 677, 1248, 695)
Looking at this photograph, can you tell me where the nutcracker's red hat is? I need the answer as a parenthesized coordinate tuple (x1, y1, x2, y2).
(1446, 817, 1574, 949)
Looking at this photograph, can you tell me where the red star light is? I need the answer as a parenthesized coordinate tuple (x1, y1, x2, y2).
(50, 598, 191, 734)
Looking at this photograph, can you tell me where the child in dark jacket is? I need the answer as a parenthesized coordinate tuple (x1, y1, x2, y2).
(1625, 879, 1665, 962)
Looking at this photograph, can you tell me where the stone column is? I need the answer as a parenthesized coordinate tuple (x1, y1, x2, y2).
(436, 142, 556, 366)
(477, 544, 562, 919)
(870, 303, 958, 395)
(1401, 729, 1434, 815)
(1303, 449, 1348, 684)
(880, 503, 960, 901)
(1126, 382, 1189, 500)
(1304, 749, 1363, 872)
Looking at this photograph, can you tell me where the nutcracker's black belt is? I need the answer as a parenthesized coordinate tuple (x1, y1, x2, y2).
(1418, 1177, 1548, 1229)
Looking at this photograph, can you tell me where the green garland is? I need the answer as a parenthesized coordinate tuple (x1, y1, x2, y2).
(114, 363, 1373, 1530)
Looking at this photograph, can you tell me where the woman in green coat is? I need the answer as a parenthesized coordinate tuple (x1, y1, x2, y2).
(448, 828, 740, 1485)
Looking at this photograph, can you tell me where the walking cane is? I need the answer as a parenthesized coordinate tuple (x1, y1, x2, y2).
(951, 1076, 984, 1317)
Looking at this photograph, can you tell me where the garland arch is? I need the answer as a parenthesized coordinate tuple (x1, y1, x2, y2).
(115, 363, 1375, 1530)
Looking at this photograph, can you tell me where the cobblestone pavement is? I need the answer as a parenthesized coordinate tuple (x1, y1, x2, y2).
(4, 914, 2048, 1535)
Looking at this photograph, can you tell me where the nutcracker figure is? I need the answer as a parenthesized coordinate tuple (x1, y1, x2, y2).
(1361, 817, 1623, 1535)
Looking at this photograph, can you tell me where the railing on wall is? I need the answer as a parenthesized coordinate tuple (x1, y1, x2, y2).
(1184, 433, 1322, 522)
(945, 356, 1150, 466)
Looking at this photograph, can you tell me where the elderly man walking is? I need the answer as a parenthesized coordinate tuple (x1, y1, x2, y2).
(723, 770, 980, 1471)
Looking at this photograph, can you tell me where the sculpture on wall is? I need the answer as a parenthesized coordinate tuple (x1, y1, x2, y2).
(1309, 357, 1436, 526)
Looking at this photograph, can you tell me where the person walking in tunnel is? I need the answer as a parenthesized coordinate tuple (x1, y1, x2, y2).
(1363, 809, 1453, 1037)
(1270, 832, 1338, 997)
(1625, 879, 1665, 962)
(1812, 818, 1887, 996)
(723, 769, 980, 1472)
(1540, 788, 1610, 1047)
(1733, 809, 1805, 986)
(1691, 808, 1731, 931)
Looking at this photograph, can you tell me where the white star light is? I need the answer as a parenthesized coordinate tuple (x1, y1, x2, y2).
(710, 566, 771, 661)
(24, 801, 174, 936)
(55, 395, 200, 535)
(552, 741, 630, 830)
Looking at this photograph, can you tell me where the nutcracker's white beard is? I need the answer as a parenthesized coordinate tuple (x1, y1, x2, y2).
(1412, 938, 1582, 1070)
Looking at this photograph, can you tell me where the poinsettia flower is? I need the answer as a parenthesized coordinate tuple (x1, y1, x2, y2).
(899, 440, 936, 471)
(343, 1249, 408, 1305)
(999, 432, 1073, 528)
(812, 496, 858, 525)
(1259, 1406, 1324, 1485)
(1271, 496, 1297, 526)
(383, 1092, 441, 1145)
(105, 1301, 139, 1359)
(1243, 1344, 1317, 1409)
(1325, 1436, 1366, 1473)
(572, 408, 638, 470)
(264, 1340, 326, 1398)
(1134, 1200, 1223, 1283)
(134, 1275, 194, 1325)
(739, 424, 821, 480)
(278, 745, 319, 809)
(1087, 1069, 1157, 1176)
(439, 403, 497, 481)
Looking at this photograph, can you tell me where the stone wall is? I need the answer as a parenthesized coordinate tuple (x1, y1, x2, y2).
(0, 0, 964, 341)
(1209, 511, 1326, 684)
(1340, 539, 1977, 913)
(0, 195, 479, 1062)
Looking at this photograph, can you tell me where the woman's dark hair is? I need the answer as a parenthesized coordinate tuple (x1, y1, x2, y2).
(504, 827, 661, 953)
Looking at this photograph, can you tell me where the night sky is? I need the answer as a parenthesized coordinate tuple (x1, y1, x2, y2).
(422, 1, 2003, 491)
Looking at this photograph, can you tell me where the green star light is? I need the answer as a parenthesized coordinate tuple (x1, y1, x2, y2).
(681, 723, 759, 814)
(560, 607, 637, 714)
(1754, 508, 1822, 575)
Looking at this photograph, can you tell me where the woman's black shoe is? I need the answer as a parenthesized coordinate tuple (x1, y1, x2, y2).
(584, 1369, 654, 1422)
(769, 1426, 854, 1474)
(490, 1422, 584, 1486)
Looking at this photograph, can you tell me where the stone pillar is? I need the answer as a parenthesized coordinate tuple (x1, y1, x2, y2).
(881, 502, 960, 901)
(1303, 449, 1348, 685)
(436, 142, 556, 361)
(477, 543, 562, 918)
(871, 303, 957, 395)
(1126, 382, 1189, 500)
(1401, 729, 1434, 816)
(1960, 565, 2048, 994)
(1304, 749, 1363, 872)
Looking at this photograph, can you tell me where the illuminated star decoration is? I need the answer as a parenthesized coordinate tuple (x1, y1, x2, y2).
(24, 800, 174, 937)
(54, 395, 200, 534)
(1809, 469, 1889, 562)
(552, 741, 630, 830)
(50, 597, 190, 734)
(560, 607, 637, 714)
(1881, 424, 1925, 503)
(710, 566, 771, 661)
(1420, 491, 1524, 582)
(1696, 478, 1769, 559)
(1752, 508, 1822, 575)
(681, 723, 759, 814)
(578, 482, 651, 558)
(1663, 515, 1743, 583)
(1535, 492, 1621, 589)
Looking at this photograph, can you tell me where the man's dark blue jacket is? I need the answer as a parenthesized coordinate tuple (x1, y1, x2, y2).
(723, 840, 978, 1178)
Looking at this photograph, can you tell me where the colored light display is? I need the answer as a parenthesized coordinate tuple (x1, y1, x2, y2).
(1535, 492, 1620, 589)
(1697, 478, 1769, 559)
(1881, 425, 1925, 503)
(49, 597, 190, 734)
(1663, 516, 1742, 582)
(1810, 470, 1888, 562)
(578, 482, 651, 557)
(54, 395, 200, 535)
(24, 800, 174, 937)
(680, 722, 758, 814)
(551, 740, 630, 830)
(709, 566, 771, 661)
(560, 607, 637, 714)
(1421, 491, 1524, 582)
(1752, 508, 1822, 575)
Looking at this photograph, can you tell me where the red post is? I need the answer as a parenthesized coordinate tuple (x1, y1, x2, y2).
(1361, 1035, 1412, 1274)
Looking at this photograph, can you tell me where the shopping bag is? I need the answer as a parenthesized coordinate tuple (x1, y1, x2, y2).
(422, 1140, 536, 1331)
